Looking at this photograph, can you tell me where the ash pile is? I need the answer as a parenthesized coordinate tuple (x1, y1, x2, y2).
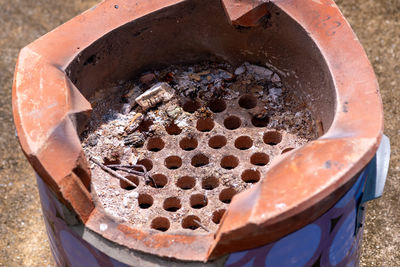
(81, 61, 316, 234)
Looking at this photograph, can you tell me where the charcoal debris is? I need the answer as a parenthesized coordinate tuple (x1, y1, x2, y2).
(166, 105, 183, 119)
(271, 73, 281, 83)
(245, 62, 273, 80)
(217, 69, 234, 81)
(121, 86, 142, 114)
(87, 135, 98, 146)
(124, 113, 144, 134)
(269, 87, 283, 102)
(124, 132, 145, 147)
(234, 66, 246, 75)
(135, 82, 175, 110)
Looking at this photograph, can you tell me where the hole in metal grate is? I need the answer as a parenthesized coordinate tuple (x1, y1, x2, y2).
(238, 94, 257, 109)
(147, 137, 165, 152)
(183, 99, 201, 113)
(180, 137, 198, 151)
(241, 169, 261, 183)
(221, 155, 239, 170)
(202, 176, 219, 190)
(263, 131, 282, 145)
(165, 156, 182, 169)
(151, 217, 170, 232)
(176, 176, 196, 190)
(182, 215, 201, 230)
(191, 153, 209, 167)
(234, 136, 253, 150)
(138, 193, 153, 209)
(208, 99, 227, 113)
(251, 116, 269, 127)
(190, 194, 208, 209)
(219, 188, 237, 204)
(250, 153, 269, 166)
(120, 175, 139, 190)
(196, 118, 214, 132)
(138, 119, 153, 133)
(224, 116, 241, 130)
(163, 197, 182, 212)
(133, 159, 153, 172)
(208, 135, 227, 149)
(212, 209, 226, 224)
(165, 122, 182, 135)
(148, 174, 168, 188)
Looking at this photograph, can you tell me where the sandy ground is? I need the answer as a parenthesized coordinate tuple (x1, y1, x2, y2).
(0, 0, 398, 266)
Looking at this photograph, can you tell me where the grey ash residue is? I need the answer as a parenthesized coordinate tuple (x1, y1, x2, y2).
(80, 61, 317, 233)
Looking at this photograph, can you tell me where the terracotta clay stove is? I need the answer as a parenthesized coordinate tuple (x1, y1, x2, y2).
(13, 0, 388, 266)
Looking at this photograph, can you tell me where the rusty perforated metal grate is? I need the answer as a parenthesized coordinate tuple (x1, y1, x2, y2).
(83, 62, 316, 234)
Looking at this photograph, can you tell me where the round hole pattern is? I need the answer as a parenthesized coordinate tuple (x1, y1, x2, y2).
(234, 136, 253, 150)
(180, 137, 198, 151)
(118, 109, 290, 232)
(90, 63, 315, 234)
(165, 156, 182, 170)
(151, 217, 170, 232)
(241, 169, 261, 183)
